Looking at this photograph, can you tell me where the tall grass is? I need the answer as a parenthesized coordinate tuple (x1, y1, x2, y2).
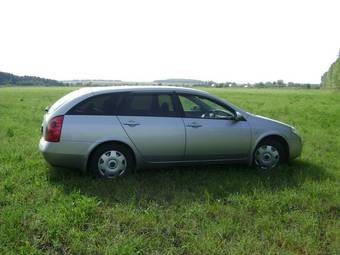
(0, 87, 339, 254)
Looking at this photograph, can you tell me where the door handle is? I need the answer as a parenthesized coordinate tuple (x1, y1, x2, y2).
(123, 121, 140, 127)
(187, 122, 202, 128)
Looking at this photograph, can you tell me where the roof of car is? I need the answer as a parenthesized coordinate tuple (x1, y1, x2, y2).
(84, 85, 209, 95)
(50, 85, 242, 115)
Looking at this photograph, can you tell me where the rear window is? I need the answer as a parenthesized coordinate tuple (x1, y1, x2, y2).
(67, 93, 125, 115)
(48, 88, 91, 113)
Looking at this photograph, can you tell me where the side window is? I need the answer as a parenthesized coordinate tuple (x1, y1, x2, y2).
(179, 96, 198, 111)
(120, 94, 154, 116)
(119, 94, 177, 117)
(67, 93, 124, 115)
(156, 94, 176, 117)
(178, 94, 235, 119)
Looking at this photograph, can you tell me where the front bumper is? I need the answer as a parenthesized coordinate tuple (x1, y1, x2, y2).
(287, 133, 303, 159)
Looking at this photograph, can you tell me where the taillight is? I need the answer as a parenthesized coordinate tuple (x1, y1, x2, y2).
(45, 115, 64, 142)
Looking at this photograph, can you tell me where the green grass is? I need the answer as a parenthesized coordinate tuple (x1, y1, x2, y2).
(0, 87, 339, 254)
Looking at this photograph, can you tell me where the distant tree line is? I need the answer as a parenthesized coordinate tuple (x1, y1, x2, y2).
(251, 80, 319, 89)
(0, 71, 61, 86)
(321, 51, 340, 89)
(154, 79, 320, 88)
(206, 80, 320, 89)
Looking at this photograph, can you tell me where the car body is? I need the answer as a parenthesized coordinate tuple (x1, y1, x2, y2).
(39, 86, 302, 177)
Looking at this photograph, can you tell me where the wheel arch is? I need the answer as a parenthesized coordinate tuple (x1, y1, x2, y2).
(250, 134, 289, 164)
(84, 140, 137, 172)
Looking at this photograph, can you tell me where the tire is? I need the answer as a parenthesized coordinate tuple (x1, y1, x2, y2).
(253, 139, 286, 170)
(88, 143, 134, 178)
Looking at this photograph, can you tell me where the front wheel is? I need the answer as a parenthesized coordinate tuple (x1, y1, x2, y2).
(89, 144, 134, 178)
(254, 140, 286, 170)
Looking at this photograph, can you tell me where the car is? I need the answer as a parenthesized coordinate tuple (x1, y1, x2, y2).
(39, 86, 302, 178)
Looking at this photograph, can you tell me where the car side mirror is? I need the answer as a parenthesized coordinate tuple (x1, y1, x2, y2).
(234, 111, 245, 121)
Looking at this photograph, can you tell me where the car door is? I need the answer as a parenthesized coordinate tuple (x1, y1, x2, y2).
(177, 94, 251, 161)
(117, 93, 185, 162)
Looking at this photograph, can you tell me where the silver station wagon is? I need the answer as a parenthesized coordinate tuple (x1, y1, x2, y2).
(39, 86, 302, 178)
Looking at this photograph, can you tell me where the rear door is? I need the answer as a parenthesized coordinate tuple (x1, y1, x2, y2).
(117, 93, 185, 162)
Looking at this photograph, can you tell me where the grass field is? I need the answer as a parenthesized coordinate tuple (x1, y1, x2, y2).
(0, 87, 339, 254)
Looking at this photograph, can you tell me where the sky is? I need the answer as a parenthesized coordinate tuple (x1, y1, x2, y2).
(1, 0, 339, 84)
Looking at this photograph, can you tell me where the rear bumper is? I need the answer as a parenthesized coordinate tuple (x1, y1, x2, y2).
(39, 137, 89, 170)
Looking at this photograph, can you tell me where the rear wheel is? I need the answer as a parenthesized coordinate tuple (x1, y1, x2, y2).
(89, 144, 134, 178)
(254, 139, 286, 170)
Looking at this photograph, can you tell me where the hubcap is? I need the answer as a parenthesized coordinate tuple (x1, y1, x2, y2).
(98, 150, 127, 177)
(254, 145, 280, 170)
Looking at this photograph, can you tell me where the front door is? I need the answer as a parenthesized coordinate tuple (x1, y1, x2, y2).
(177, 94, 251, 161)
